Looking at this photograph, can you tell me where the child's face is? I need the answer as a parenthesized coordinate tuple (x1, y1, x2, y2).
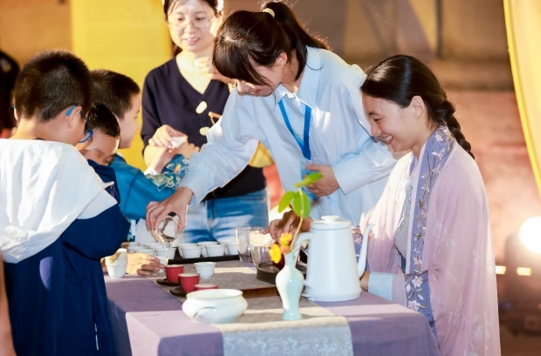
(117, 94, 141, 149)
(77, 130, 119, 165)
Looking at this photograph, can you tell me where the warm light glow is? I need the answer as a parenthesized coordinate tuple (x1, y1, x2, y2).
(495, 265, 507, 275)
(517, 267, 533, 276)
(519, 216, 541, 254)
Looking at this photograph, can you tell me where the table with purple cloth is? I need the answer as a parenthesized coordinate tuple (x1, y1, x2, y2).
(105, 263, 439, 356)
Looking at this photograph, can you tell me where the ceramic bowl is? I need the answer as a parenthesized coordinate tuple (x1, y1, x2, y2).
(205, 244, 225, 257)
(197, 241, 218, 257)
(182, 289, 247, 324)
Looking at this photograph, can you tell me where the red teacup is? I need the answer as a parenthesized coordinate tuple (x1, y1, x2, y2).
(179, 273, 200, 292)
(195, 283, 218, 291)
(165, 264, 184, 283)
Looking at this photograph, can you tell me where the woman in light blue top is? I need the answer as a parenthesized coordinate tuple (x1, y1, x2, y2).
(147, 1, 396, 230)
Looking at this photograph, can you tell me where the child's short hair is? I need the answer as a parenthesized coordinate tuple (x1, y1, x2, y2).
(87, 102, 121, 138)
(90, 69, 140, 119)
(13, 49, 92, 122)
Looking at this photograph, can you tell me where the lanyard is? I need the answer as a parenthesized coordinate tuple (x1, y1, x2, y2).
(278, 99, 312, 160)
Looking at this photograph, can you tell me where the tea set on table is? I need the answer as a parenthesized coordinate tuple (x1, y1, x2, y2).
(106, 214, 373, 325)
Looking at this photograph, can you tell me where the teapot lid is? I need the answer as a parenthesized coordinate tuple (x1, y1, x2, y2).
(311, 215, 351, 230)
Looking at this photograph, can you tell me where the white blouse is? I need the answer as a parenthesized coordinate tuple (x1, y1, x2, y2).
(180, 47, 396, 224)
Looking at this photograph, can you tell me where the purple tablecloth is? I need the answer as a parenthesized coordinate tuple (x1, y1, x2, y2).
(105, 275, 439, 356)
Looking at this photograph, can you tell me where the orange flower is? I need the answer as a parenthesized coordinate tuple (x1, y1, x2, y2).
(280, 245, 291, 254)
(279, 233, 293, 247)
(269, 243, 282, 263)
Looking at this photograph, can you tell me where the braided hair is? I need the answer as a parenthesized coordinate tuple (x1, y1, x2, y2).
(361, 55, 474, 159)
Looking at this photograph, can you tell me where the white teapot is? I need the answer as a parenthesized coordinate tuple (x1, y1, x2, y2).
(292, 215, 372, 302)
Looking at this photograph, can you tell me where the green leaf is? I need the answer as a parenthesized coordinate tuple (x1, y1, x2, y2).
(291, 192, 303, 217)
(293, 172, 323, 188)
(278, 191, 295, 212)
(291, 191, 312, 218)
(300, 192, 311, 218)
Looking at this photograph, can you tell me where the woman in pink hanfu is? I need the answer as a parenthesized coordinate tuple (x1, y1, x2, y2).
(358, 55, 500, 355)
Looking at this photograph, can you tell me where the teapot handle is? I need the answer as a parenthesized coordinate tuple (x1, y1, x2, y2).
(291, 232, 313, 259)
(357, 223, 374, 277)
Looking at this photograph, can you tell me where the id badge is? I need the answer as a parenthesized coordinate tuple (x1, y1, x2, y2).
(300, 161, 317, 201)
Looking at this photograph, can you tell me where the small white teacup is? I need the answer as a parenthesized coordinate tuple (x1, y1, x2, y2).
(225, 242, 238, 256)
(157, 256, 168, 273)
(106, 264, 127, 279)
(105, 251, 127, 279)
(197, 242, 218, 258)
(181, 246, 202, 259)
(205, 244, 225, 257)
(194, 262, 216, 279)
(177, 243, 197, 258)
(155, 247, 176, 260)
(105, 248, 128, 264)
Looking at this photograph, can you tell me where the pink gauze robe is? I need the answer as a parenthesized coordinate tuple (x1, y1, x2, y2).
(362, 139, 501, 356)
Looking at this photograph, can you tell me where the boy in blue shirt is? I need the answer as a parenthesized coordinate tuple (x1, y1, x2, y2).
(0, 49, 129, 356)
(77, 102, 165, 276)
(90, 69, 196, 228)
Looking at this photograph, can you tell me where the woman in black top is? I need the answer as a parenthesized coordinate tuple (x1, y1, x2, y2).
(141, 0, 268, 243)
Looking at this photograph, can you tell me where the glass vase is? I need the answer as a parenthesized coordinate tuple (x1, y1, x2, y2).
(275, 252, 303, 320)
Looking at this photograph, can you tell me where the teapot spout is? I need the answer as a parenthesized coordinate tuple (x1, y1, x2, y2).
(357, 224, 374, 277)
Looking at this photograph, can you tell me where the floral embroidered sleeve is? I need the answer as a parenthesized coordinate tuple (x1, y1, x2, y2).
(403, 270, 437, 343)
(109, 154, 189, 220)
(145, 154, 190, 191)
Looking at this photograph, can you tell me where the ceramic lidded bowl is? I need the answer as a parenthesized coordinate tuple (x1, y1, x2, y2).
(182, 289, 247, 324)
